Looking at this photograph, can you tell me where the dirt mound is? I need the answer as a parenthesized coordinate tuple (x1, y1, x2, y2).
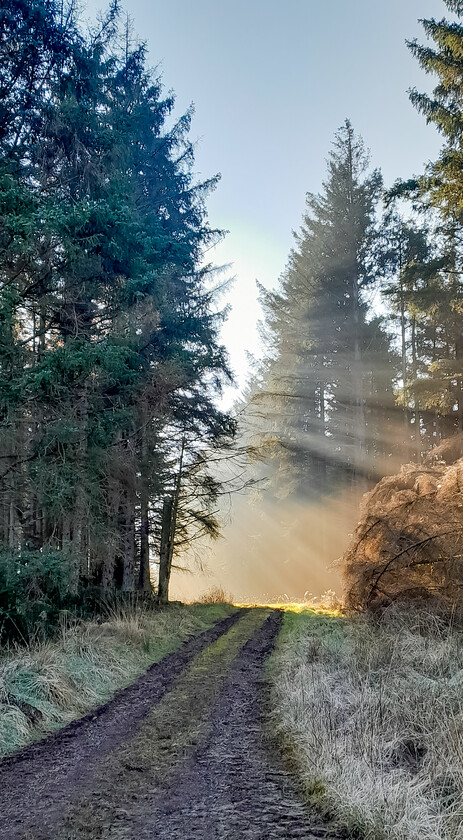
(344, 455, 463, 610)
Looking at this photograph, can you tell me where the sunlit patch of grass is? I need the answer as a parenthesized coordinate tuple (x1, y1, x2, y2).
(234, 589, 342, 615)
(261, 602, 340, 615)
(0, 602, 236, 760)
(235, 602, 340, 616)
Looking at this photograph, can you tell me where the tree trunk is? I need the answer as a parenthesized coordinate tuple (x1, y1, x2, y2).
(455, 336, 463, 432)
(346, 127, 366, 485)
(139, 492, 151, 591)
(157, 495, 173, 604)
(102, 485, 120, 591)
(399, 278, 412, 459)
(318, 380, 327, 486)
(138, 422, 151, 591)
(352, 273, 366, 484)
(157, 437, 185, 604)
(8, 498, 15, 549)
(73, 384, 89, 583)
(121, 490, 136, 592)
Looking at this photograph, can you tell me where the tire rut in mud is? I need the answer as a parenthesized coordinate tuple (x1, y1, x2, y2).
(139, 610, 341, 840)
(52, 608, 272, 839)
(0, 608, 243, 840)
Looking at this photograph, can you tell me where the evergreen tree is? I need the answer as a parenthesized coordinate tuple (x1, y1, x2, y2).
(257, 122, 392, 497)
(408, 0, 463, 221)
(0, 0, 235, 628)
(388, 1, 463, 445)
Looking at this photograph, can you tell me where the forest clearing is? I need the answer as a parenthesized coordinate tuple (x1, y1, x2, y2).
(4, 0, 463, 837)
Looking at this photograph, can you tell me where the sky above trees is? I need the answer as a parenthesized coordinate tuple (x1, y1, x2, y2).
(83, 0, 448, 402)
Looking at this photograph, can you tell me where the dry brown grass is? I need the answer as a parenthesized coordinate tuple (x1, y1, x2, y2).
(269, 605, 463, 840)
(198, 586, 233, 604)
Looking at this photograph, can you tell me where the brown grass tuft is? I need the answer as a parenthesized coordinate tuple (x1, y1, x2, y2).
(198, 586, 233, 604)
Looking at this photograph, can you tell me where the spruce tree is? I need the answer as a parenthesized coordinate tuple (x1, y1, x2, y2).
(408, 1, 463, 220)
(395, 1, 463, 442)
(0, 0, 235, 623)
(258, 122, 391, 497)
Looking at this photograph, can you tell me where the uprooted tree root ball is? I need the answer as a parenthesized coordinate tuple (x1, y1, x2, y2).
(344, 437, 463, 610)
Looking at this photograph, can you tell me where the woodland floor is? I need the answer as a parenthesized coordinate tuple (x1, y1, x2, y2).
(0, 608, 341, 840)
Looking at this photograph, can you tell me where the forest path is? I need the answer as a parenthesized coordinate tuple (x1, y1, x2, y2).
(0, 608, 341, 840)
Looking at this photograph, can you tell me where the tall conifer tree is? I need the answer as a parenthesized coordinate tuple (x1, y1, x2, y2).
(396, 1, 463, 440)
(258, 122, 393, 496)
(0, 0, 235, 624)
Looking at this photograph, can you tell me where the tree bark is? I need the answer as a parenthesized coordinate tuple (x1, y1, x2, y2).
(346, 127, 366, 485)
(138, 421, 151, 591)
(121, 490, 136, 592)
(157, 437, 185, 604)
(157, 495, 173, 604)
(318, 380, 327, 485)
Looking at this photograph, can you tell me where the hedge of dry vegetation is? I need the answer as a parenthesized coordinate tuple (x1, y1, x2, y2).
(270, 436, 463, 839)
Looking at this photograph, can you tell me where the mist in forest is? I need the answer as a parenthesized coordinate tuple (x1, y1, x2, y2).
(170, 489, 361, 603)
(169, 124, 425, 605)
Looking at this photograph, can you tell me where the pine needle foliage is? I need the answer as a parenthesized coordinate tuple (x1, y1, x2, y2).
(256, 121, 394, 498)
(0, 0, 235, 629)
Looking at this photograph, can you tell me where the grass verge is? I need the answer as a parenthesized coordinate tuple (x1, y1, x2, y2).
(268, 605, 463, 840)
(0, 601, 235, 760)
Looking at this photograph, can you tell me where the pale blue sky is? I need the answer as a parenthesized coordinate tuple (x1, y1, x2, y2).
(87, 0, 448, 401)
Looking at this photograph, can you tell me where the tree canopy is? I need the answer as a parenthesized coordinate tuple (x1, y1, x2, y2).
(0, 0, 235, 633)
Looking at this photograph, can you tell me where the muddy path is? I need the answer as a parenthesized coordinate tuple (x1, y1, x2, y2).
(143, 610, 338, 840)
(0, 608, 341, 840)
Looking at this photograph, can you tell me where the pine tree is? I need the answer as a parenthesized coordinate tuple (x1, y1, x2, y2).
(0, 0, 235, 627)
(391, 1, 463, 444)
(258, 122, 391, 497)
(408, 1, 463, 220)
(380, 213, 439, 457)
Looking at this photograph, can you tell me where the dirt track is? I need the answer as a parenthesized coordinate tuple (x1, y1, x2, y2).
(0, 608, 341, 840)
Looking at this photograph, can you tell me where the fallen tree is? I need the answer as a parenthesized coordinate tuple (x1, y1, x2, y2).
(344, 435, 463, 610)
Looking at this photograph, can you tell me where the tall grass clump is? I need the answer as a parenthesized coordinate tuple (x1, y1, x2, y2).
(270, 606, 463, 840)
(0, 601, 234, 759)
(198, 586, 233, 604)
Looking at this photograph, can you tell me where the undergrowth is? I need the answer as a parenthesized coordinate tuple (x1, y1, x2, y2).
(269, 605, 463, 840)
(0, 601, 235, 760)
